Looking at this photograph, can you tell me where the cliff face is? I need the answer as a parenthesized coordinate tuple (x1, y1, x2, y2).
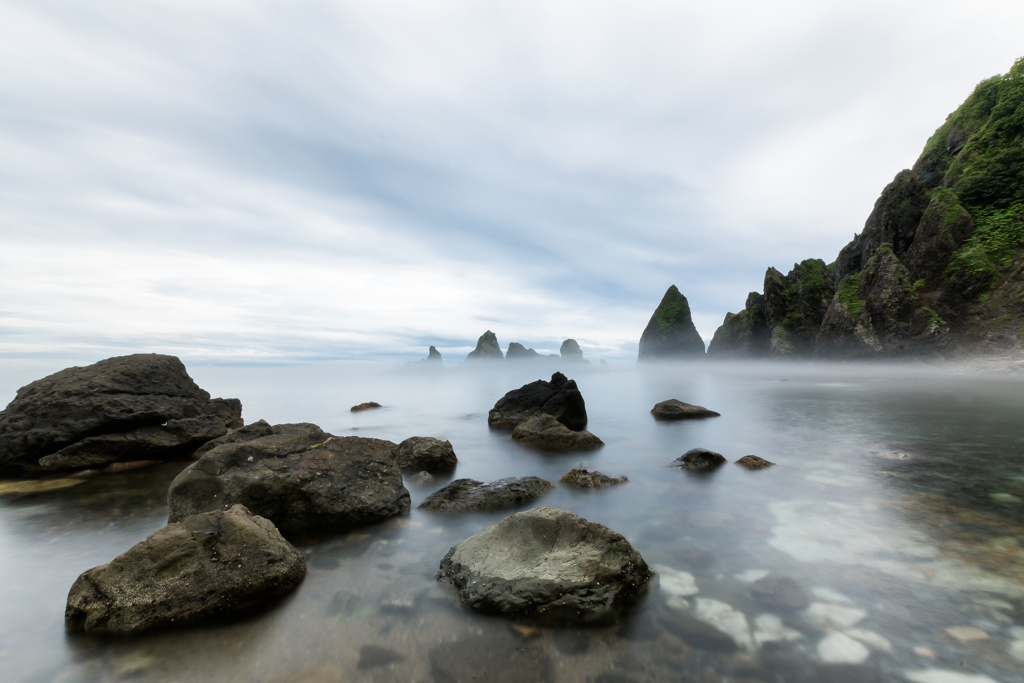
(638, 285, 706, 361)
(709, 56, 1024, 359)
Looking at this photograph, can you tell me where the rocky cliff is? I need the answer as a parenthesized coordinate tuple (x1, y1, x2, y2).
(709, 56, 1024, 359)
(638, 285, 705, 361)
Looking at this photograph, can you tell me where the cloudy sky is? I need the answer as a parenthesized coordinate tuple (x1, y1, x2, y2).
(2, 0, 1023, 365)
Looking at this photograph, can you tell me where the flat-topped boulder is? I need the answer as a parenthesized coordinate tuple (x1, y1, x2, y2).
(735, 455, 774, 469)
(0, 354, 242, 476)
(166, 423, 409, 538)
(419, 476, 552, 512)
(396, 437, 457, 473)
(437, 506, 653, 624)
(651, 399, 720, 420)
(65, 505, 305, 633)
(559, 468, 627, 488)
(511, 415, 603, 451)
(488, 372, 587, 430)
(672, 448, 727, 471)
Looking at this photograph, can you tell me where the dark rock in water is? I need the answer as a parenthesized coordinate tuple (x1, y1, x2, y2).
(650, 399, 720, 420)
(658, 609, 737, 652)
(673, 449, 727, 471)
(395, 436, 457, 472)
(65, 505, 305, 633)
(419, 477, 552, 512)
(166, 423, 410, 538)
(437, 505, 652, 624)
(707, 292, 770, 358)
(357, 644, 404, 669)
(427, 345, 442, 361)
(749, 574, 809, 610)
(429, 633, 552, 683)
(736, 455, 774, 469)
(560, 338, 585, 361)
(466, 330, 504, 360)
(506, 342, 541, 359)
(559, 468, 627, 488)
(350, 402, 381, 412)
(0, 354, 242, 476)
(193, 419, 274, 459)
(638, 285, 706, 361)
(488, 372, 588, 430)
(511, 415, 603, 451)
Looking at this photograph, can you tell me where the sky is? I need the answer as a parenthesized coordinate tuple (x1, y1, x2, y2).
(2, 0, 1024, 367)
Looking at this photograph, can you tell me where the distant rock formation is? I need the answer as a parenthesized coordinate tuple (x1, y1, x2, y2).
(638, 285, 706, 361)
(559, 339, 585, 362)
(427, 346, 442, 361)
(465, 330, 504, 360)
(506, 342, 541, 359)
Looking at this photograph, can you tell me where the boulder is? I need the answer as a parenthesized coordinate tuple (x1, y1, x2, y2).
(466, 330, 504, 360)
(559, 339, 585, 362)
(559, 468, 627, 488)
(650, 399, 720, 420)
(735, 455, 774, 469)
(65, 505, 305, 633)
(436, 505, 653, 624)
(166, 423, 410, 538)
(350, 402, 381, 412)
(395, 436, 457, 472)
(193, 419, 274, 459)
(506, 342, 541, 359)
(672, 448, 726, 471)
(488, 372, 588, 430)
(419, 476, 552, 512)
(0, 354, 242, 476)
(511, 415, 603, 450)
(637, 285, 706, 361)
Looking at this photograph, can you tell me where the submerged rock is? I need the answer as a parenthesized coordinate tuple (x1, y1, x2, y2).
(0, 354, 242, 476)
(736, 455, 774, 469)
(488, 372, 588, 430)
(637, 285, 706, 361)
(650, 399, 720, 420)
(672, 448, 727, 471)
(65, 505, 305, 633)
(350, 402, 381, 412)
(750, 574, 810, 610)
(559, 468, 627, 488)
(466, 330, 504, 360)
(511, 415, 604, 451)
(437, 505, 652, 624)
(419, 476, 552, 512)
(395, 436, 457, 472)
(166, 423, 409, 538)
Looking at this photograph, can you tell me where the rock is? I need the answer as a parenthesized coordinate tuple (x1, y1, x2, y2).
(817, 633, 870, 665)
(350, 402, 381, 412)
(736, 455, 774, 470)
(658, 608, 738, 652)
(193, 419, 274, 458)
(65, 505, 305, 633)
(638, 285, 706, 361)
(358, 645, 404, 669)
(409, 471, 434, 485)
(429, 634, 552, 683)
(511, 415, 604, 451)
(559, 468, 627, 488)
(560, 339, 585, 361)
(507, 342, 542, 359)
(0, 354, 242, 476)
(419, 476, 552, 512)
(749, 575, 810, 610)
(672, 449, 727, 471)
(650, 399, 720, 420)
(166, 423, 410, 538)
(427, 345, 442, 361)
(395, 437, 457, 472)
(707, 292, 770, 358)
(488, 372, 588, 430)
(436, 505, 652, 624)
(466, 330, 504, 360)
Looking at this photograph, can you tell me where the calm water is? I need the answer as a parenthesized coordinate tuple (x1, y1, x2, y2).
(1, 361, 1023, 683)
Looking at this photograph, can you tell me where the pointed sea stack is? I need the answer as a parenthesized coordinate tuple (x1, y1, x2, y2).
(465, 331, 503, 361)
(638, 286, 705, 361)
(427, 346, 442, 362)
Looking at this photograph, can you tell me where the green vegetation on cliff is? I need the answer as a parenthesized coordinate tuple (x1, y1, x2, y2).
(837, 272, 865, 321)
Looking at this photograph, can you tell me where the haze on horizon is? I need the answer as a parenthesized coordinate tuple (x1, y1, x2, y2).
(2, 0, 1023, 368)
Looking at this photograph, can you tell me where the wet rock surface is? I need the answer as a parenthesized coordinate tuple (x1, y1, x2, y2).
(166, 423, 410, 537)
(419, 476, 552, 512)
(65, 504, 305, 633)
(437, 505, 653, 624)
(193, 419, 274, 459)
(0, 354, 242, 476)
(673, 449, 727, 471)
(736, 455, 774, 470)
(511, 414, 604, 450)
(750, 574, 810, 610)
(350, 402, 381, 412)
(559, 468, 627, 488)
(488, 372, 588, 430)
(395, 436, 457, 472)
(651, 399, 721, 420)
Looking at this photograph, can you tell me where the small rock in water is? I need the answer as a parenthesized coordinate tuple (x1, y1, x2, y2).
(693, 598, 753, 650)
(672, 448, 727, 471)
(488, 372, 588, 430)
(805, 602, 866, 630)
(750, 574, 810, 610)
(357, 644, 404, 669)
(559, 468, 627, 488)
(409, 471, 434, 485)
(650, 399, 720, 420)
(396, 436, 457, 473)
(419, 477, 552, 512)
(817, 632, 870, 664)
(735, 455, 774, 469)
(944, 625, 988, 642)
(350, 402, 381, 412)
(511, 415, 604, 451)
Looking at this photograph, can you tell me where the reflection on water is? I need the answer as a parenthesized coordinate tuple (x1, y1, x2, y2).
(1, 361, 1023, 682)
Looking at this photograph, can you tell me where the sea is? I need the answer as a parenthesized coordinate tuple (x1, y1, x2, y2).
(1, 359, 1023, 683)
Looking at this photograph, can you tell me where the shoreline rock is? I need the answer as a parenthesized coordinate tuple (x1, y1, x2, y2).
(650, 399, 720, 420)
(395, 437, 457, 473)
(419, 476, 552, 512)
(488, 372, 588, 430)
(559, 468, 627, 488)
(672, 448, 727, 471)
(511, 415, 603, 451)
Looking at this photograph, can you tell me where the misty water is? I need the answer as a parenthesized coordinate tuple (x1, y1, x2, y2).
(2, 361, 1024, 683)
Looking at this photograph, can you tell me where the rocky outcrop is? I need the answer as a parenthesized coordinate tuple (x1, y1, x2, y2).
(166, 423, 409, 538)
(510, 415, 603, 450)
(672, 448, 726, 471)
(193, 419, 273, 459)
(395, 436, 457, 472)
(0, 354, 242, 476)
(638, 285, 706, 360)
(436, 505, 652, 624)
(559, 339, 585, 362)
(466, 330, 503, 360)
(506, 342, 541, 359)
(427, 346, 442, 361)
(559, 468, 627, 488)
(735, 455, 774, 469)
(707, 292, 770, 357)
(65, 505, 305, 633)
(488, 372, 588, 430)
(650, 399, 720, 420)
(419, 476, 552, 512)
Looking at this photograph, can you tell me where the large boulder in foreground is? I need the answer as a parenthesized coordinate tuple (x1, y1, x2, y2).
(488, 372, 588, 430)
(466, 330, 504, 361)
(419, 477, 552, 512)
(437, 506, 653, 624)
(0, 354, 242, 476)
(396, 436, 457, 473)
(65, 505, 305, 633)
(511, 415, 603, 450)
(650, 399, 720, 420)
(638, 285, 706, 361)
(167, 423, 410, 538)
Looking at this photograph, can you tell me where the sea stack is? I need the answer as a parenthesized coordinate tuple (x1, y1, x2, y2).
(638, 285, 705, 361)
(465, 331, 504, 361)
(427, 346, 442, 361)
(559, 339, 585, 362)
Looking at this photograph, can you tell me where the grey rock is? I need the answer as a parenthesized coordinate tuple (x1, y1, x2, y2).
(650, 399, 720, 420)
(427, 346, 442, 361)
(395, 436, 457, 472)
(658, 608, 737, 652)
(559, 468, 627, 488)
(638, 285, 706, 361)
(560, 338, 585, 361)
(511, 415, 603, 451)
(506, 342, 541, 359)
(466, 330, 503, 360)
(437, 505, 652, 624)
(672, 448, 727, 471)
(736, 455, 774, 469)
(65, 504, 305, 633)
(419, 476, 552, 512)
(750, 574, 809, 610)
(193, 419, 274, 459)
(409, 471, 434, 485)
(488, 372, 588, 430)
(350, 402, 381, 412)
(166, 423, 410, 538)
